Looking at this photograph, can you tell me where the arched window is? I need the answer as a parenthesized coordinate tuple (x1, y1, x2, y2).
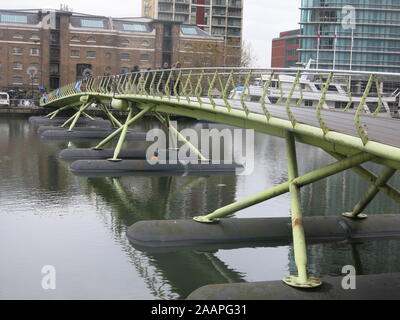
(71, 35, 80, 42)
(121, 39, 130, 46)
(141, 40, 150, 47)
(87, 36, 96, 43)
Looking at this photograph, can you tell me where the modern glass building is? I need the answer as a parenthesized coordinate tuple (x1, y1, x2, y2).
(299, 0, 400, 73)
(142, 0, 243, 66)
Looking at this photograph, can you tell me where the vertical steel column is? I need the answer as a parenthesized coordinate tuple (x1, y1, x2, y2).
(109, 108, 134, 162)
(343, 167, 397, 219)
(283, 132, 322, 288)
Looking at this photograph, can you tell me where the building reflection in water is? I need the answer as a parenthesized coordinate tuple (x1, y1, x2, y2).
(82, 173, 244, 299)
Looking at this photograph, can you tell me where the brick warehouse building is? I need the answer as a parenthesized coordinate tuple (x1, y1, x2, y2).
(0, 9, 224, 93)
(271, 29, 300, 68)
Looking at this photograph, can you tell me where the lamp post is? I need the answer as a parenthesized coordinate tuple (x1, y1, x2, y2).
(26, 66, 38, 106)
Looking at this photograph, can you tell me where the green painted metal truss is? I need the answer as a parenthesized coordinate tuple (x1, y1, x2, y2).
(40, 67, 400, 289)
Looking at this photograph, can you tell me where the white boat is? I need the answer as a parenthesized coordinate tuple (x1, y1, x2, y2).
(231, 68, 400, 117)
(0, 92, 10, 107)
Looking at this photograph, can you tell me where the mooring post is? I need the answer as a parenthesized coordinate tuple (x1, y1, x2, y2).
(343, 167, 397, 219)
(108, 108, 134, 162)
(283, 131, 322, 288)
(93, 104, 153, 150)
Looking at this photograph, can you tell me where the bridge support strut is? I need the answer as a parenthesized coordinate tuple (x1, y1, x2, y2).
(283, 132, 322, 288)
(154, 112, 208, 162)
(99, 104, 122, 128)
(74, 106, 94, 121)
(343, 166, 397, 219)
(108, 108, 134, 162)
(46, 103, 79, 119)
(193, 152, 374, 223)
(325, 151, 400, 204)
(57, 101, 92, 131)
(93, 104, 153, 152)
(66, 102, 93, 132)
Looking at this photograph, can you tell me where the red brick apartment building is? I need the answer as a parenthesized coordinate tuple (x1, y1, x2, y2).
(271, 29, 300, 68)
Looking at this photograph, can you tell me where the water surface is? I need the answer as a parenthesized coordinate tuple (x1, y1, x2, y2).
(0, 118, 399, 299)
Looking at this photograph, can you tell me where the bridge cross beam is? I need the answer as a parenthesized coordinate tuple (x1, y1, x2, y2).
(193, 151, 374, 223)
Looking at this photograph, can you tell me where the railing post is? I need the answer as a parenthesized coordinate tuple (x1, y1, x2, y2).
(284, 71, 301, 127)
(316, 72, 334, 135)
(282, 131, 322, 288)
(355, 74, 375, 145)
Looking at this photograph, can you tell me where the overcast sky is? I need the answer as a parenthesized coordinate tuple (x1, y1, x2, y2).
(1, 1, 300, 66)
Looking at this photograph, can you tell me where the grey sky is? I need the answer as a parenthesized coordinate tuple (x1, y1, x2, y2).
(1, 0, 300, 66)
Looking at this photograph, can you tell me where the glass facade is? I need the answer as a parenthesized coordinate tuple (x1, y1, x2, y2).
(300, 0, 400, 72)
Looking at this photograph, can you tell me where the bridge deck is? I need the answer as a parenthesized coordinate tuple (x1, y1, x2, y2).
(201, 98, 400, 148)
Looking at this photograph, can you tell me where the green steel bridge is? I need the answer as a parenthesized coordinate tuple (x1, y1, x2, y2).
(40, 67, 400, 289)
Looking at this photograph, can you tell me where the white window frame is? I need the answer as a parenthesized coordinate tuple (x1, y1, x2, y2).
(30, 48, 40, 56)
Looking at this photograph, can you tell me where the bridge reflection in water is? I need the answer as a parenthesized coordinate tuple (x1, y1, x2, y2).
(0, 118, 399, 299)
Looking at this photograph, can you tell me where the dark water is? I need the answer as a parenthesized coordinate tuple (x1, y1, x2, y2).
(0, 118, 399, 300)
